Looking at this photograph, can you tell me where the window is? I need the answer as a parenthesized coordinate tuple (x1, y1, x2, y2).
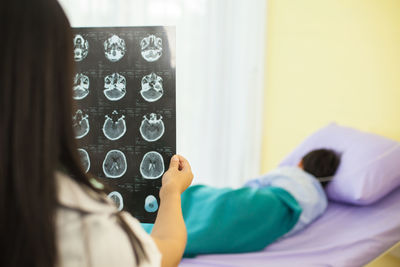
(59, 0, 267, 187)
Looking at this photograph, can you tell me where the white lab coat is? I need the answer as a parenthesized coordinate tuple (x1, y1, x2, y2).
(56, 172, 161, 267)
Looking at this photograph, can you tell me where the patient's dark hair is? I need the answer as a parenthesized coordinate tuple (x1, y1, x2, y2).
(301, 149, 341, 186)
(0, 0, 146, 266)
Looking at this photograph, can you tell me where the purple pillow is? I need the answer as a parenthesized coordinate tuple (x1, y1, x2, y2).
(279, 123, 400, 205)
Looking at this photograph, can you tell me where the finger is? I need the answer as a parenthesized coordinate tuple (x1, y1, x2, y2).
(168, 154, 180, 170)
(176, 155, 185, 170)
(177, 155, 191, 172)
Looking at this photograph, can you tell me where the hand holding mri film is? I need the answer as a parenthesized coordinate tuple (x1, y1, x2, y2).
(160, 155, 194, 196)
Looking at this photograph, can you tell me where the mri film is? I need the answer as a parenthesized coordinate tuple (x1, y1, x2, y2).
(77, 148, 90, 173)
(102, 150, 127, 178)
(108, 191, 124, 211)
(73, 73, 90, 100)
(141, 73, 164, 102)
(140, 151, 165, 179)
(73, 34, 89, 62)
(140, 34, 162, 62)
(144, 195, 159, 213)
(73, 109, 89, 139)
(104, 35, 126, 62)
(140, 113, 165, 142)
(103, 110, 127, 141)
(72, 26, 175, 222)
(104, 73, 126, 101)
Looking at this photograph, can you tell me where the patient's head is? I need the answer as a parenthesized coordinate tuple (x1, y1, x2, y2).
(299, 149, 341, 187)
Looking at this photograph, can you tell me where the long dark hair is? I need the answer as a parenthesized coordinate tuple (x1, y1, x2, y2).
(0, 0, 146, 266)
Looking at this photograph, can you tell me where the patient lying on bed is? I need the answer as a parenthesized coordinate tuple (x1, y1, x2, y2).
(245, 148, 340, 237)
(143, 149, 341, 256)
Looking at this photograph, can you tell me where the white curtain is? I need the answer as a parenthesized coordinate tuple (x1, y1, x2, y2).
(59, 0, 267, 188)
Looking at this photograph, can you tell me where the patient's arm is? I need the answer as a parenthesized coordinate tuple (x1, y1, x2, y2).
(151, 155, 193, 267)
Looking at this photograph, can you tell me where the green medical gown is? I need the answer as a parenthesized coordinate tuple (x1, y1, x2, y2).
(142, 185, 302, 256)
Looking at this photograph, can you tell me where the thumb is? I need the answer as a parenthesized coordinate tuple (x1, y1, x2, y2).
(169, 155, 179, 170)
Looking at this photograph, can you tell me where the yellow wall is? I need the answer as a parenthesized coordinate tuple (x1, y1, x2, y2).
(262, 0, 400, 172)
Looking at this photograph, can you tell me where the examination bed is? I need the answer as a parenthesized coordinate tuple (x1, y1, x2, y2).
(179, 186, 400, 267)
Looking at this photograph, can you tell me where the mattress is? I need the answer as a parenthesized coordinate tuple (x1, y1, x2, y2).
(180, 187, 400, 267)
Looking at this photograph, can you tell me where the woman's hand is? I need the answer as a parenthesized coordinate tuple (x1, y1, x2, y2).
(151, 155, 193, 267)
(160, 155, 193, 198)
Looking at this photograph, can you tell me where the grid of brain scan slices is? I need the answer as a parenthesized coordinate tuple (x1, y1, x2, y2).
(72, 26, 176, 222)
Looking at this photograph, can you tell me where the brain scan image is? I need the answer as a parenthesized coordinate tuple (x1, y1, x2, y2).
(140, 113, 165, 142)
(140, 151, 165, 179)
(104, 73, 126, 101)
(77, 148, 90, 173)
(144, 195, 158, 213)
(104, 35, 126, 62)
(73, 73, 90, 100)
(140, 73, 164, 102)
(102, 110, 126, 141)
(140, 34, 162, 62)
(73, 109, 89, 139)
(102, 150, 127, 178)
(73, 34, 89, 62)
(108, 191, 124, 211)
